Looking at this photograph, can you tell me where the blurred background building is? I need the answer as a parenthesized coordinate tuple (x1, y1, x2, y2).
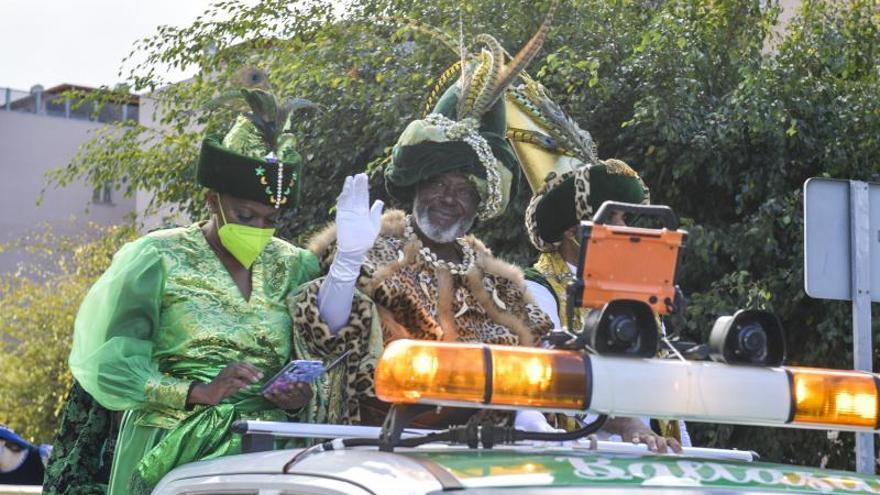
(0, 84, 138, 274)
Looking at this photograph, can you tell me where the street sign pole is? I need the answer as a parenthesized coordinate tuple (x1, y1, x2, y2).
(850, 181, 874, 474)
(804, 177, 878, 474)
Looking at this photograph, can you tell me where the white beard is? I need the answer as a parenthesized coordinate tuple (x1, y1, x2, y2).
(413, 196, 476, 244)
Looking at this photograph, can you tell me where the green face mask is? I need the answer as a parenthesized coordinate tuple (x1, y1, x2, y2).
(216, 195, 275, 269)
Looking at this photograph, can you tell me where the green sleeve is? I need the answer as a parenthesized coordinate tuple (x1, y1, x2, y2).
(296, 249, 321, 286)
(68, 238, 190, 411)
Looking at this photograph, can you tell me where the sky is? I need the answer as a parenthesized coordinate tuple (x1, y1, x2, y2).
(0, 0, 223, 91)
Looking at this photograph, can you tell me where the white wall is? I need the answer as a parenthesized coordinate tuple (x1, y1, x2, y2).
(0, 110, 136, 274)
(135, 89, 193, 233)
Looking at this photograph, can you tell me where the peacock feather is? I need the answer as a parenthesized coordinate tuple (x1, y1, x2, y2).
(462, 0, 559, 119)
(206, 88, 319, 161)
(461, 49, 494, 117)
(424, 61, 463, 117)
(458, 36, 504, 119)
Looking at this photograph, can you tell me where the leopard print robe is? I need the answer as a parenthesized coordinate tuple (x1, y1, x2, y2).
(288, 209, 554, 425)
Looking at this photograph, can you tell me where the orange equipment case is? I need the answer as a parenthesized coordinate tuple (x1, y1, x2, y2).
(568, 202, 688, 316)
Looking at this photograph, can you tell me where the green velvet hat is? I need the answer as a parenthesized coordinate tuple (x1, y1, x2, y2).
(386, 85, 518, 219)
(197, 88, 317, 209)
(529, 160, 649, 248)
(384, 0, 558, 220)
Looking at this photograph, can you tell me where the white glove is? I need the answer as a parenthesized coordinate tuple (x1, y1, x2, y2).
(318, 174, 384, 334)
(515, 410, 565, 433)
(335, 173, 383, 261)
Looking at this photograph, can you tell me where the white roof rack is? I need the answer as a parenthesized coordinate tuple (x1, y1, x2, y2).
(236, 420, 435, 440)
(234, 420, 756, 462)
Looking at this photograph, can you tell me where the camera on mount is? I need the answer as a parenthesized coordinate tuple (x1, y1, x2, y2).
(564, 201, 688, 357)
(580, 300, 658, 357)
(709, 309, 786, 366)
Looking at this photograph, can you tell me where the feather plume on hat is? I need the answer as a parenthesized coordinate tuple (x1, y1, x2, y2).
(383, 1, 560, 220)
(196, 87, 319, 209)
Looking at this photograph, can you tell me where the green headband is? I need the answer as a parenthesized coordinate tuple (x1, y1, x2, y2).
(386, 85, 517, 219)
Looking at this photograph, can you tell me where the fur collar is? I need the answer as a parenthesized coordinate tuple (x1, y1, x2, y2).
(307, 209, 531, 299)
(308, 209, 407, 257)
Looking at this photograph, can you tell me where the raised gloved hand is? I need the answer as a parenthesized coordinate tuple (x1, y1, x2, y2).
(318, 174, 383, 334)
(515, 410, 565, 433)
(335, 173, 384, 261)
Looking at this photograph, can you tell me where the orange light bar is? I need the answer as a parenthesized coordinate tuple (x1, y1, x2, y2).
(374, 340, 880, 433)
(375, 340, 486, 405)
(375, 340, 588, 411)
(789, 367, 879, 429)
(491, 346, 587, 410)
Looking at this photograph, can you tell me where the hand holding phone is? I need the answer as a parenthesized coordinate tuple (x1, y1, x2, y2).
(261, 350, 352, 397)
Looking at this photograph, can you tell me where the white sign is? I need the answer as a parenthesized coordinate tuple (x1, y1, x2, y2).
(804, 178, 880, 302)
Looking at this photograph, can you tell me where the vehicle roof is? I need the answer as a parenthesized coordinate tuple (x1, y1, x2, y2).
(155, 444, 880, 495)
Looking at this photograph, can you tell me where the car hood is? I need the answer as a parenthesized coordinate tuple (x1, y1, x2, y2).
(157, 445, 880, 495)
(409, 448, 880, 494)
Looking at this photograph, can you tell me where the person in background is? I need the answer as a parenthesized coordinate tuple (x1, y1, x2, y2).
(506, 78, 689, 452)
(43, 382, 120, 495)
(0, 425, 48, 486)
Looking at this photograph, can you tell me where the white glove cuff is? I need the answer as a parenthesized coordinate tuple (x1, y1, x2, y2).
(317, 274, 357, 334)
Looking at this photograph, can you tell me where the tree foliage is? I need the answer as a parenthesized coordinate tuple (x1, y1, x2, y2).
(40, 0, 880, 469)
(0, 225, 137, 443)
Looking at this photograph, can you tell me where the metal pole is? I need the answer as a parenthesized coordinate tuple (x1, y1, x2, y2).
(849, 180, 875, 474)
(232, 421, 756, 461)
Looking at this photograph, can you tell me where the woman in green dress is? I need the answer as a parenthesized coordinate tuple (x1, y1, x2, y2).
(67, 89, 320, 495)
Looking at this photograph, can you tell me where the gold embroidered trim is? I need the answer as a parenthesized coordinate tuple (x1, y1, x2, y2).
(144, 374, 191, 410)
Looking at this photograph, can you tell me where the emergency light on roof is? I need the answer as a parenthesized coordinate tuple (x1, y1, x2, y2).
(375, 340, 880, 432)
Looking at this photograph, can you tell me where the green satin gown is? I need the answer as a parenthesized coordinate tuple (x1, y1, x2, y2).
(68, 224, 320, 494)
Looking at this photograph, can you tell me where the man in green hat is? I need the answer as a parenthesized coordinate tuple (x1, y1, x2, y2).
(289, 17, 558, 427)
(506, 78, 689, 452)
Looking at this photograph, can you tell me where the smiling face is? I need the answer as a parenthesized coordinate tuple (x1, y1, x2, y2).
(412, 172, 480, 243)
(207, 191, 282, 229)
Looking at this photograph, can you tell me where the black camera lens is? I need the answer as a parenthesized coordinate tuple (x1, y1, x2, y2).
(583, 300, 659, 358)
(735, 323, 768, 362)
(607, 313, 639, 345)
(709, 310, 785, 366)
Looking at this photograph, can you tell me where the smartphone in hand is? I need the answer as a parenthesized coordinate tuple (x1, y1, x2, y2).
(261, 350, 352, 396)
